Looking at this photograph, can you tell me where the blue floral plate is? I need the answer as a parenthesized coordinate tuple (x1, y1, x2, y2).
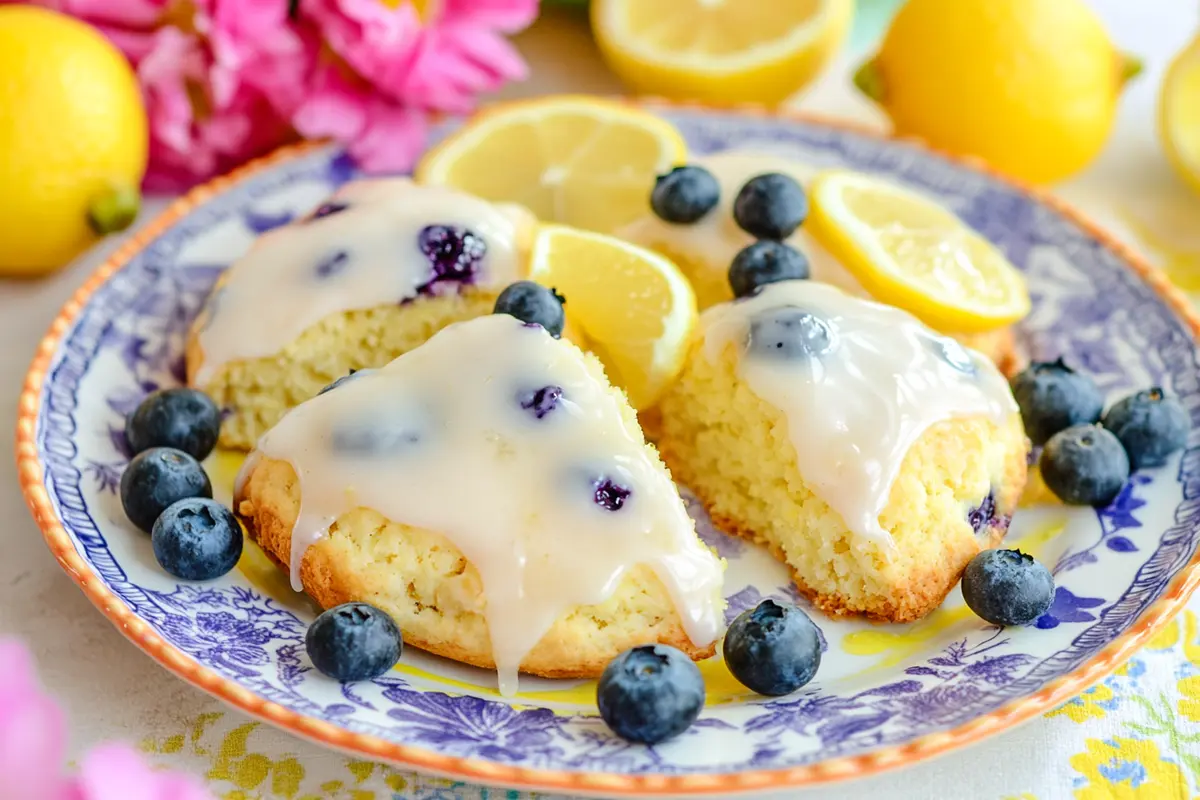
(18, 104, 1200, 797)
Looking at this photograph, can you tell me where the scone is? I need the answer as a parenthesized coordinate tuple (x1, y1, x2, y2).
(187, 178, 539, 450)
(657, 280, 1028, 623)
(618, 150, 1019, 373)
(234, 313, 726, 694)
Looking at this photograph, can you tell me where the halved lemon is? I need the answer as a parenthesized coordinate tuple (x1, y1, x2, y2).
(1161, 35, 1200, 196)
(591, 0, 852, 106)
(808, 170, 1031, 333)
(416, 96, 687, 233)
(529, 225, 697, 410)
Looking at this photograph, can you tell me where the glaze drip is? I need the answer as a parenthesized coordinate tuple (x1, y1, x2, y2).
(701, 281, 1018, 548)
(237, 315, 724, 695)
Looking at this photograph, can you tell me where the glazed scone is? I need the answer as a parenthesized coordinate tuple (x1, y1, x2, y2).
(235, 314, 725, 693)
(618, 150, 1019, 373)
(657, 281, 1028, 623)
(187, 178, 539, 450)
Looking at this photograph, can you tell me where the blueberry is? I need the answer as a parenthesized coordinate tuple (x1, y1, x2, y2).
(1040, 424, 1130, 507)
(419, 225, 486, 284)
(728, 241, 810, 299)
(519, 385, 563, 419)
(151, 498, 243, 581)
(722, 599, 821, 696)
(312, 201, 348, 219)
(315, 250, 350, 278)
(967, 491, 998, 536)
(1010, 359, 1104, 445)
(747, 308, 836, 360)
(733, 173, 808, 240)
(593, 477, 632, 511)
(961, 549, 1055, 626)
(306, 602, 403, 682)
(120, 447, 213, 533)
(493, 281, 566, 338)
(650, 165, 721, 224)
(1101, 388, 1190, 470)
(125, 388, 221, 460)
(596, 645, 704, 744)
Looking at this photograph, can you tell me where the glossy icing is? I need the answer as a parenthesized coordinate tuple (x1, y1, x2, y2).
(618, 150, 864, 300)
(701, 280, 1018, 548)
(191, 178, 533, 386)
(236, 314, 724, 695)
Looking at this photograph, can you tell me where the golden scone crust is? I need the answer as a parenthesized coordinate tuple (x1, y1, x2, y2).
(657, 343, 1029, 624)
(236, 456, 717, 679)
(189, 290, 501, 451)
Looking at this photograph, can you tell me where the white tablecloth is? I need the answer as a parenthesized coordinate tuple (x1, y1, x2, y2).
(2, 2, 1199, 797)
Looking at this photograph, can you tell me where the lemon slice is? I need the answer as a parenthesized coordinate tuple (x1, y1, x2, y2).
(416, 96, 687, 233)
(529, 225, 697, 409)
(808, 170, 1031, 332)
(1161, 35, 1200, 195)
(591, 0, 852, 106)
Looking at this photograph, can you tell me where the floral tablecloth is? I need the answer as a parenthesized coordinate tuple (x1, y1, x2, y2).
(3, 2, 1200, 798)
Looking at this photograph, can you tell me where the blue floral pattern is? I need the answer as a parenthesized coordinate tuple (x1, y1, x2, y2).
(29, 109, 1200, 777)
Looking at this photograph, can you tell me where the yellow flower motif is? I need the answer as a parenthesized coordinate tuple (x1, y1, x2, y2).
(1048, 683, 1117, 723)
(1179, 676, 1200, 723)
(1146, 617, 1181, 651)
(1185, 611, 1200, 668)
(1070, 737, 1191, 799)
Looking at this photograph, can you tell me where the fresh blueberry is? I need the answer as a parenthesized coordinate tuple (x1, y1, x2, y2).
(1040, 424, 1130, 507)
(728, 241, 810, 299)
(1101, 388, 1190, 470)
(747, 308, 836, 360)
(519, 385, 563, 419)
(593, 477, 632, 511)
(733, 173, 808, 240)
(722, 599, 821, 696)
(125, 387, 221, 460)
(1010, 359, 1104, 445)
(151, 498, 243, 581)
(419, 225, 486, 283)
(120, 447, 213, 533)
(596, 644, 704, 744)
(650, 165, 721, 224)
(493, 281, 566, 338)
(306, 603, 403, 682)
(312, 201, 348, 219)
(961, 549, 1055, 627)
(315, 250, 350, 278)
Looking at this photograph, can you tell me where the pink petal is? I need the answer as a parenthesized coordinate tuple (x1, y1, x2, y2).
(348, 100, 428, 174)
(442, 0, 538, 33)
(75, 744, 211, 800)
(0, 641, 71, 800)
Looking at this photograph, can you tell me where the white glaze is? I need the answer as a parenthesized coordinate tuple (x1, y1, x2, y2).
(618, 150, 864, 299)
(701, 281, 1017, 548)
(237, 314, 724, 695)
(191, 178, 533, 386)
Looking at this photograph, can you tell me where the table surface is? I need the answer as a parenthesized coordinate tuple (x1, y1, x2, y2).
(3, 3, 1200, 798)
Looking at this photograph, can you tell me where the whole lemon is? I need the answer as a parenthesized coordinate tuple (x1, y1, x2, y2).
(855, 0, 1140, 185)
(1160, 33, 1200, 196)
(0, 6, 148, 276)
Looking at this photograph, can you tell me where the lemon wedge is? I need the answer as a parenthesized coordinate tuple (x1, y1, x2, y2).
(1161, 35, 1200, 196)
(808, 170, 1031, 333)
(529, 225, 697, 409)
(416, 96, 687, 233)
(590, 0, 852, 106)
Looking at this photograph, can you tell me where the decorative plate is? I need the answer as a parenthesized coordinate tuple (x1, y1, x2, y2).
(18, 103, 1200, 797)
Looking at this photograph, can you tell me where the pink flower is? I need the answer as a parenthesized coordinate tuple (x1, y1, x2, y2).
(0, 639, 212, 800)
(303, 0, 537, 114)
(10, 0, 535, 187)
